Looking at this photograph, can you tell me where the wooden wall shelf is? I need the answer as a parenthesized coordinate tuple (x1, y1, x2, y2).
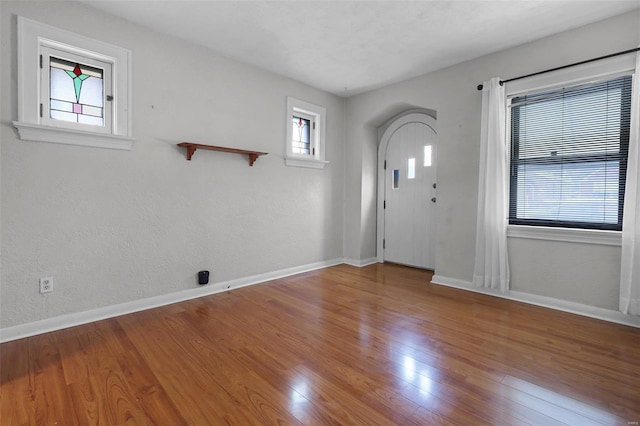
(177, 142, 268, 166)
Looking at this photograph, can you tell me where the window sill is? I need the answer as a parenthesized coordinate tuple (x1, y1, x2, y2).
(285, 156, 328, 169)
(506, 225, 621, 246)
(13, 121, 134, 151)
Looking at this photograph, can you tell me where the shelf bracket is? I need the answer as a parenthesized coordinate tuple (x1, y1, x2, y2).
(186, 144, 197, 161)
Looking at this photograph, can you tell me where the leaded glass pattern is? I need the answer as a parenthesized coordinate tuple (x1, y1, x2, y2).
(50, 57, 104, 126)
(292, 115, 311, 155)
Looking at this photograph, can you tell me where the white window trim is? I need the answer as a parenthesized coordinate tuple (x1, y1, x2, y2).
(285, 96, 328, 169)
(507, 225, 622, 246)
(505, 52, 636, 245)
(13, 16, 134, 150)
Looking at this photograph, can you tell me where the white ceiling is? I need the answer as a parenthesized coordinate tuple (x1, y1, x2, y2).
(83, 1, 640, 97)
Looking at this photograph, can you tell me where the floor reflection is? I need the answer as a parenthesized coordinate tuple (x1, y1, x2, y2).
(288, 375, 310, 416)
(501, 375, 620, 425)
(401, 354, 434, 397)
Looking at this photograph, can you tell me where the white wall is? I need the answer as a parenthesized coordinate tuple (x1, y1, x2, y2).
(0, 1, 345, 328)
(2, 2, 638, 332)
(345, 10, 640, 310)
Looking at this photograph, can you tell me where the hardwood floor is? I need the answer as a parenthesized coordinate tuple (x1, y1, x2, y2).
(1, 263, 639, 425)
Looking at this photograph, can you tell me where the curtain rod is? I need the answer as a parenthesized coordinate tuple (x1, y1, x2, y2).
(476, 47, 640, 91)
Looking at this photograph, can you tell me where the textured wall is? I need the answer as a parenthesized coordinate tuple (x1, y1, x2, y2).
(0, 1, 345, 328)
(344, 10, 640, 309)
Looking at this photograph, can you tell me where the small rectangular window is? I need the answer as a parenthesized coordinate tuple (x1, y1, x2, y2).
(392, 169, 400, 189)
(40, 46, 112, 134)
(509, 75, 632, 231)
(424, 145, 432, 167)
(285, 97, 327, 169)
(13, 17, 133, 150)
(291, 115, 312, 155)
(408, 158, 416, 179)
(49, 56, 104, 126)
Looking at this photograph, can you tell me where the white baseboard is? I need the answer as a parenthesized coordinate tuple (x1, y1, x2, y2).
(11, 261, 633, 343)
(0, 258, 345, 343)
(343, 257, 378, 267)
(431, 275, 640, 328)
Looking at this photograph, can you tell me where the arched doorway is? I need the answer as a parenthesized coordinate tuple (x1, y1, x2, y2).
(377, 112, 437, 269)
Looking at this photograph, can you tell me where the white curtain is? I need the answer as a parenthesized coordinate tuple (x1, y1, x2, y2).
(473, 77, 509, 292)
(620, 50, 640, 316)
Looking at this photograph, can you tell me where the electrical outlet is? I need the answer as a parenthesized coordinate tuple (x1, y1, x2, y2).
(40, 277, 53, 294)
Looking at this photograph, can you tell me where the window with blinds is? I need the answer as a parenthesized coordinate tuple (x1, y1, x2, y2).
(509, 74, 632, 230)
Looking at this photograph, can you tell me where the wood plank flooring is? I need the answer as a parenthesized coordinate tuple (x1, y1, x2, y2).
(1, 263, 639, 425)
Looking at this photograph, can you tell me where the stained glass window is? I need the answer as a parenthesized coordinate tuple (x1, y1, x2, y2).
(49, 57, 104, 126)
(285, 97, 326, 168)
(292, 115, 311, 155)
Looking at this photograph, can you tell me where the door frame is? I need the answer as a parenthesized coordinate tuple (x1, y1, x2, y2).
(377, 112, 437, 263)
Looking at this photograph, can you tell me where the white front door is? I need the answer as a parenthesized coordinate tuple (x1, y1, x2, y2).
(383, 121, 437, 269)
